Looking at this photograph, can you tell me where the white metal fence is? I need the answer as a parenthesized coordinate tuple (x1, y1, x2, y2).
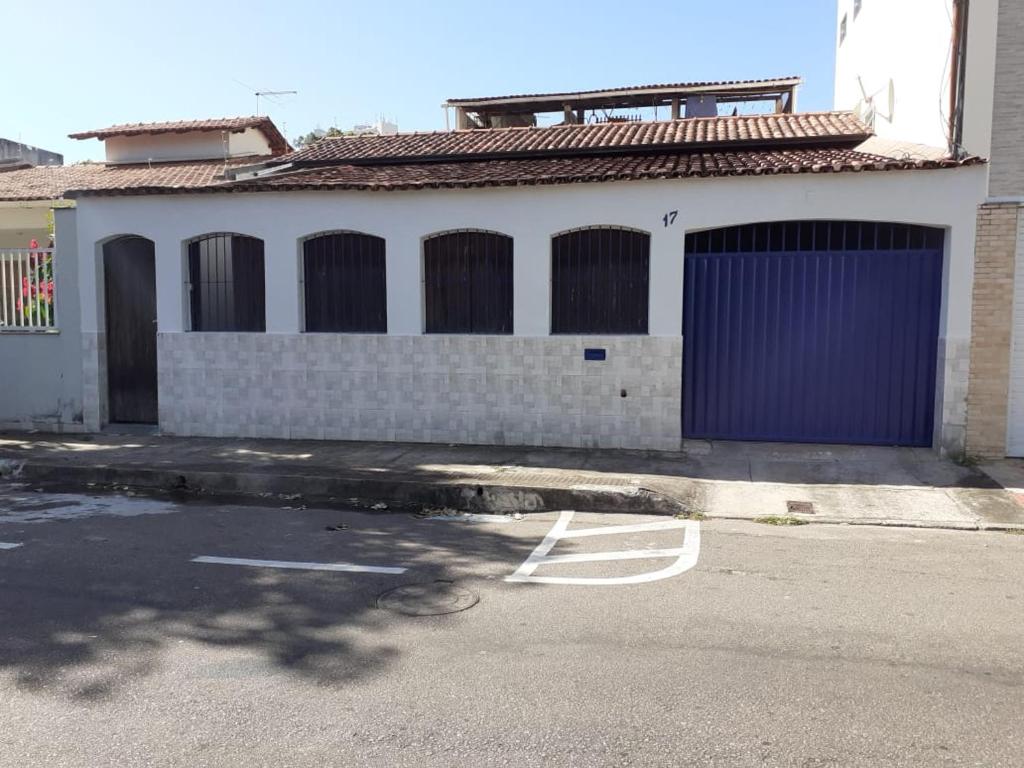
(0, 248, 56, 330)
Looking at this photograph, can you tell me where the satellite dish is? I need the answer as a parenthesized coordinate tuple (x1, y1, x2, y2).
(854, 75, 894, 126)
(858, 75, 871, 102)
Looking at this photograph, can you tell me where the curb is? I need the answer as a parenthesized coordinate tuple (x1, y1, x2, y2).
(9, 460, 1024, 532)
(11, 461, 691, 516)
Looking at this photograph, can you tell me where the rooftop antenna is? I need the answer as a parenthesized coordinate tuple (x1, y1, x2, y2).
(255, 90, 297, 116)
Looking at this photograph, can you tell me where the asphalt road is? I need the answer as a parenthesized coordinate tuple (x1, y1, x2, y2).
(0, 483, 1022, 767)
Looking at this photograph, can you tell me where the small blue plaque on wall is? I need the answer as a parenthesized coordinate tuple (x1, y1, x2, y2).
(584, 348, 607, 361)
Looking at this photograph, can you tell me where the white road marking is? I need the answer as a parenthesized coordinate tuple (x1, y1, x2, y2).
(558, 519, 691, 539)
(505, 511, 700, 586)
(191, 556, 406, 575)
(538, 547, 689, 565)
(0, 542, 23, 550)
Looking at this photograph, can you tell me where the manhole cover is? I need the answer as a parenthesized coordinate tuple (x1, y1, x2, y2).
(377, 581, 479, 616)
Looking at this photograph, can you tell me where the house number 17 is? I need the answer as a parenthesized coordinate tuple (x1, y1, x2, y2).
(663, 210, 678, 227)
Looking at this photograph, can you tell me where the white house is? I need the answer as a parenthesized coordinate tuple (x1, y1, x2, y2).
(0, 117, 289, 430)
(0, 81, 988, 454)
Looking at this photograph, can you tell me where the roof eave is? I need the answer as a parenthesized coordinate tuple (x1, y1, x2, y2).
(61, 155, 985, 199)
(446, 78, 804, 108)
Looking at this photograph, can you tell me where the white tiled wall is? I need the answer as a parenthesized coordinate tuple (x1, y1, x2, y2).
(156, 333, 683, 450)
(81, 331, 106, 431)
(936, 335, 971, 455)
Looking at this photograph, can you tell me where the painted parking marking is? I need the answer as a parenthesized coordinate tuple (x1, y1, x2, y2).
(0, 542, 23, 550)
(538, 547, 690, 565)
(505, 511, 700, 586)
(558, 519, 691, 538)
(192, 556, 407, 575)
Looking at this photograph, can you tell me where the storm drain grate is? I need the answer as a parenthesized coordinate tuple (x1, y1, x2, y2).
(377, 581, 479, 616)
(786, 500, 815, 515)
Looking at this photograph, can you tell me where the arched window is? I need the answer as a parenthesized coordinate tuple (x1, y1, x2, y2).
(423, 230, 513, 334)
(303, 232, 387, 333)
(187, 233, 265, 332)
(551, 227, 650, 334)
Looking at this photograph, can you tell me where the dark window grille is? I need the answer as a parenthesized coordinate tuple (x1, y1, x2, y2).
(303, 232, 387, 333)
(551, 227, 650, 334)
(424, 230, 513, 334)
(685, 221, 944, 255)
(188, 234, 266, 332)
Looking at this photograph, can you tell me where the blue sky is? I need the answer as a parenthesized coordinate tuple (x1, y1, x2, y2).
(6, 1, 838, 163)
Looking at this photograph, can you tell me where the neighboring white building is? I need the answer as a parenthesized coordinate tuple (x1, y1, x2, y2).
(0, 137, 63, 168)
(834, 0, 998, 157)
(835, 1, 1024, 458)
(351, 119, 399, 136)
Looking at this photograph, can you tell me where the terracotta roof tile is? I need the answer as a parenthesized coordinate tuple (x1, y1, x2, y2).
(230, 149, 980, 192)
(69, 116, 290, 155)
(280, 112, 871, 165)
(15, 112, 980, 200)
(58, 148, 980, 198)
(0, 157, 269, 201)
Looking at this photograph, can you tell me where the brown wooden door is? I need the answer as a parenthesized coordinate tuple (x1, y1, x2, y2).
(104, 237, 158, 424)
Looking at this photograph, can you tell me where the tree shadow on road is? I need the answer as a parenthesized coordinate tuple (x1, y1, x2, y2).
(0, 496, 538, 703)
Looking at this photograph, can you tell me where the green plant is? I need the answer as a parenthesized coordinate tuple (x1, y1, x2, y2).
(675, 510, 706, 521)
(754, 515, 809, 526)
(15, 243, 54, 323)
(951, 451, 980, 468)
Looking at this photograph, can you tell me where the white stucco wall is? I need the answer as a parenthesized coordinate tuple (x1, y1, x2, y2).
(68, 166, 986, 450)
(105, 128, 272, 164)
(834, 0, 998, 157)
(228, 127, 274, 158)
(963, 0, 999, 160)
(0, 202, 51, 248)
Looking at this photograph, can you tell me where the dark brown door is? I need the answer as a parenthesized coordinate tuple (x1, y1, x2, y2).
(104, 237, 158, 424)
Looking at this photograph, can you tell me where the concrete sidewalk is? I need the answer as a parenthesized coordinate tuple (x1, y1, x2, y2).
(1, 431, 1022, 530)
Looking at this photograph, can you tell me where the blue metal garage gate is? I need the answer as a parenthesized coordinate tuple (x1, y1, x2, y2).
(682, 221, 944, 447)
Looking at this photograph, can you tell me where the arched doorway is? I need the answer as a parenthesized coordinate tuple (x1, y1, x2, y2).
(103, 236, 157, 424)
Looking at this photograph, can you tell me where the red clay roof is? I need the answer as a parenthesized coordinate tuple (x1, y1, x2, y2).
(447, 77, 803, 105)
(69, 116, 291, 155)
(56, 148, 982, 198)
(0, 157, 269, 201)
(225, 149, 982, 192)
(9, 111, 977, 199)
(280, 112, 870, 165)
